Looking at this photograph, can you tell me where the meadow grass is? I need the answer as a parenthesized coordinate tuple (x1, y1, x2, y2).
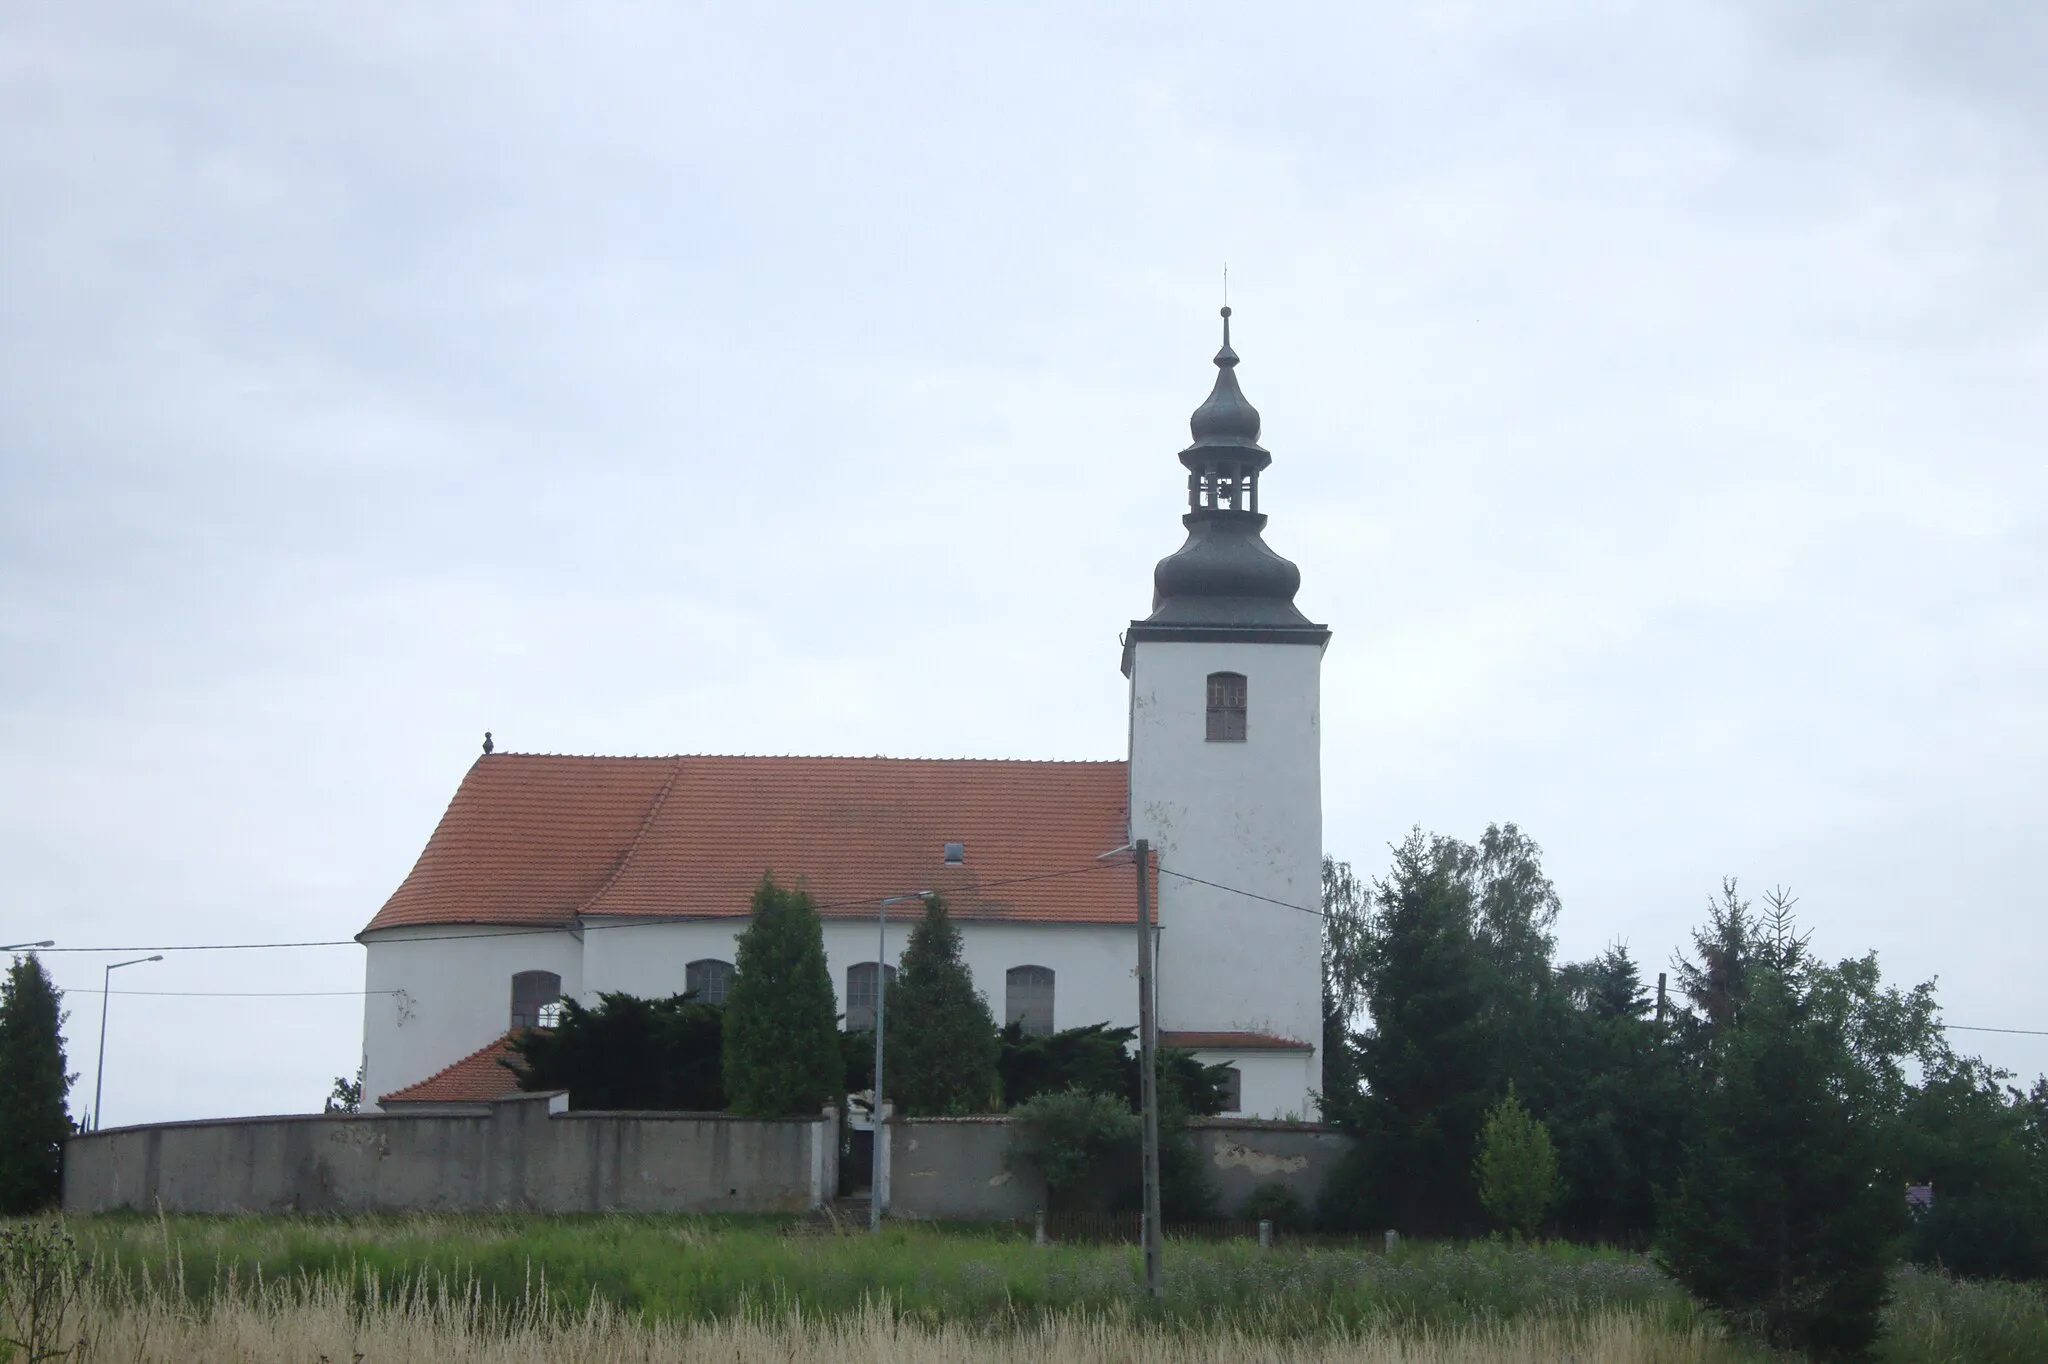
(15, 1213, 2046, 1361)
(65, 1212, 1693, 1335)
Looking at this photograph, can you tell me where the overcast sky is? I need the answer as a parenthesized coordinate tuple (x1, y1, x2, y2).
(3, 2, 2043, 1127)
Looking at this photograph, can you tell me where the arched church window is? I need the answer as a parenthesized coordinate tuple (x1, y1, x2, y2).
(509, 970, 561, 1031)
(686, 958, 735, 1006)
(1005, 966, 1055, 1036)
(844, 962, 898, 1032)
(1206, 672, 1248, 742)
(1217, 1065, 1243, 1113)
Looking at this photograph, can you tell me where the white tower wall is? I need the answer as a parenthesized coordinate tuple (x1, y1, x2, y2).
(1127, 638, 1325, 1114)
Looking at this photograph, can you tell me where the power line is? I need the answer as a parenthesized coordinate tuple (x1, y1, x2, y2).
(31, 861, 1121, 954)
(1156, 865, 1325, 918)
(1942, 1025, 2048, 1037)
(65, 988, 401, 998)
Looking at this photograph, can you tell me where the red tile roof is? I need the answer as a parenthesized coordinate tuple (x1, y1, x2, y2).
(362, 754, 1139, 934)
(1161, 1030, 1314, 1052)
(379, 1033, 529, 1104)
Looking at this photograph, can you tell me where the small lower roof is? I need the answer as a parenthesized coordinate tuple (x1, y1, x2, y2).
(379, 1033, 526, 1105)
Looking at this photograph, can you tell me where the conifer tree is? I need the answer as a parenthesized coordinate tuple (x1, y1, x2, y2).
(885, 895, 1000, 1116)
(1338, 829, 1493, 1234)
(1657, 945, 1904, 1359)
(722, 875, 843, 1117)
(1474, 1082, 1561, 1239)
(0, 953, 73, 1214)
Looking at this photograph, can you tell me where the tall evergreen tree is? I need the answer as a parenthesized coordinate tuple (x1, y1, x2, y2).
(1657, 909, 1905, 1360)
(1671, 878, 1760, 1046)
(1543, 941, 1688, 1244)
(884, 895, 1000, 1116)
(0, 953, 73, 1214)
(1329, 829, 1493, 1234)
(722, 875, 843, 1117)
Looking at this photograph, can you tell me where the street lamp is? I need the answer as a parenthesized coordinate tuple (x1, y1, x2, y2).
(92, 955, 163, 1131)
(870, 892, 926, 1234)
(2, 940, 56, 951)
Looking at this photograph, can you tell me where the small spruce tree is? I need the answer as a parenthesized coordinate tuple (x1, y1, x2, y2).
(885, 895, 1000, 1116)
(0, 953, 74, 1214)
(1474, 1082, 1561, 1239)
(1657, 963, 1904, 1359)
(722, 875, 843, 1117)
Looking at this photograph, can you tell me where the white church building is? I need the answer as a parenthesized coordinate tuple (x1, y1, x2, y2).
(359, 310, 1333, 1120)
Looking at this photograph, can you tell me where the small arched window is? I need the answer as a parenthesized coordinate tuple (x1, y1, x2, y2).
(1217, 1064, 1243, 1113)
(1006, 966, 1055, 1036)
(686, 958, 735, 1006)
(509, 970, 561, 1031)
(1206, 672, 1248, 742)
(844, 962, 898, 1032)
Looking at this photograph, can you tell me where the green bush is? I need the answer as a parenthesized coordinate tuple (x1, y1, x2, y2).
(1239, 1181, 1309, 1231)
(1474, 1083, 1561, 1239)
(511, 991, 724, 1110)
(1006, 1087, 1138, 1209)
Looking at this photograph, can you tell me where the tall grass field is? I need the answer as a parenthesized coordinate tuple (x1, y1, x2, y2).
(5, 1214, 2045, 1362)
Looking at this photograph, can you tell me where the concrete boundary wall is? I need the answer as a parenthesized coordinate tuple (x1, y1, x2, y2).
(63, 1095, 837, 1216)
(66, 1102, 1349, 1221)
(885, 1117, 1349, 1221)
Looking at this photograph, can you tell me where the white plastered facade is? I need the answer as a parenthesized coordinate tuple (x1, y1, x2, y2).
(362, 918, 1145, 1112)
(1127, 638, 1326, 1119)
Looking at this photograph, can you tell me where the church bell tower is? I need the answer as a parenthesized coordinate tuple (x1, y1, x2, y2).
(1124, 309, 1330, 1118)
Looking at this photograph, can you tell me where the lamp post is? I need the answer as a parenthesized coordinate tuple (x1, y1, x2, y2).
(92, 955, 163, 1131)
(870, 892, 926, 1234)
(2, 940, 55, 951)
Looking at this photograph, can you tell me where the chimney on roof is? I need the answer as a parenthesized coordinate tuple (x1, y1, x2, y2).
(482, 731, 494, 755)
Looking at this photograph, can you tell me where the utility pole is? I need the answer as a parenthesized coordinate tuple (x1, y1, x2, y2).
(1655, 972, 1668, 1032)
(1134, 837, 1163, 1298)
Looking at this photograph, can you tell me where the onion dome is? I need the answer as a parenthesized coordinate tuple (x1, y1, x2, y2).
(1183, 307, 1268, 462)
(1123, 310, 1329, 663)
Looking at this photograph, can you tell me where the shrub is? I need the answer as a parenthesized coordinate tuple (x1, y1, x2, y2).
(1240, 1180, 1309, 1231)
(1474, 1083, 1561, 1239)
(1006, 1087, 1138, 1209)
(511, 992, 725, 1110)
